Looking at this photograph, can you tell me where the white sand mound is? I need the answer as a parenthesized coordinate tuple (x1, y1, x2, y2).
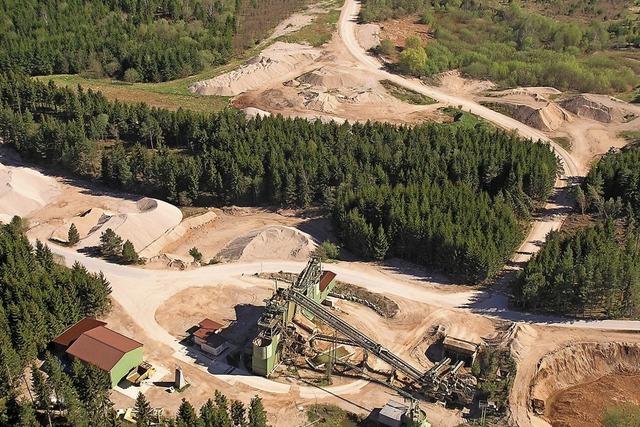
(0, 162, 60, 224)
(302, 91, 340, 113)
(437, 70, 495, 95)
(81, 198, 183, 255)
(218, 225, 316, 262)
(356, 23, 381, 51)
(189, 42, 321, 96)
(242, 107, 271, 119)
(558, 94, 640, 124)
(297, 66, 376, 90)
(50, 208, 105, 243)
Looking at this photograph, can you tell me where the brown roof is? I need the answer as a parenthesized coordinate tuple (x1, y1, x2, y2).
(319, 271, 337, 292)
(194, 319, 224, 341)
(199, 318, 224, 330)
(52, 318, 106, 348)
(66, 326, 142, 372)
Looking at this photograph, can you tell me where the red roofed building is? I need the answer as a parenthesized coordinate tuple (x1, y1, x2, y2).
(53, 320, 143, 388)
(192, 318, 228, 356)
(51, 318, 106, 351)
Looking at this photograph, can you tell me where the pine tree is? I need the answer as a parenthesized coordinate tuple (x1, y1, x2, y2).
(121, 240, 140, 264)
(189, 247, 203, 263)
(177, 398, 199, 427)
(135, 392, 152, 427)
(99, 228, 123, 258)
(230, 400, 247, 427)
(247, 396, 268, 427)
(372, 225, 389, 261)
(68, 223, 81, 245)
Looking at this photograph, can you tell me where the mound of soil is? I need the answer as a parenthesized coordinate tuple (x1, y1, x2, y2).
(558, 94, 640, 124)
(217, 225, 315, 262)
(487, 101, 571, 131)
(189, 42, 321, 96)
(549, 373, 640, 427)
(79, 197, 183, 255)
(0, 161, 60, 223)
(297, 66, 373, 89)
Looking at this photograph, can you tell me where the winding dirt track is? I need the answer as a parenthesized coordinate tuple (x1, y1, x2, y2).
(36, 1, 639, 423)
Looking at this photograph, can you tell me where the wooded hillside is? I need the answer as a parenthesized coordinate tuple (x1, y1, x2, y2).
(0, 73, 559, 282)
(362, 0, 640, 94)
(513, 145, 640, 318)
(0, 0, 236, 82)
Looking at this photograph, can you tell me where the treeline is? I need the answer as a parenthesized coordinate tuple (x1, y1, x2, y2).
(0, 218, 270, 426)
(0, 217, 112, 422)
(365, 0, 639, 93)
(0, 73, 558, 282)
(0, 0, 237, 82)
(513, 146, 640, 318)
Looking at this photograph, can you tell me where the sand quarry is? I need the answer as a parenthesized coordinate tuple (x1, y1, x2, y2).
(1, 1, 640, 425)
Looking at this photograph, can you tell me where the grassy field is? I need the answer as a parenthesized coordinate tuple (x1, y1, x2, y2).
(380, 79, 436, 105)
(37, 74, 229, 112)
(233, 0, 314, 50)
(280, 0, 343, 46)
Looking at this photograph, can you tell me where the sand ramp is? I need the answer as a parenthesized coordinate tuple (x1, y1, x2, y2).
(140, 211, 217, 259)
(217, 225, 316, 262)
(0, 162, 60, 224)
(76, 198, 183, 255)
(50, 208, 105, 242)
(189, 42, 322, 97)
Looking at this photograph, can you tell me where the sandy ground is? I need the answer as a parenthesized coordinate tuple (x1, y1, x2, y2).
(0, 0, 638, 424)
(548, 374, 640, 427)
(0, 158, 61, 224)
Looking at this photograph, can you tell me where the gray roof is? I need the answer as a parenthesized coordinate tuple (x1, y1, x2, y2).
(379, 400, 408, 422)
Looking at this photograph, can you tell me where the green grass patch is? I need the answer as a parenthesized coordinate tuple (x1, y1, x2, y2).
(552, 137, 573, 152)
(280, 2, 343, 47)
(37, 74, 229, 113)
(441, 107, 493, 131)
(306, 404, 362, 427)
(380, 79, 436, 105)
(620, 130, 640, 144)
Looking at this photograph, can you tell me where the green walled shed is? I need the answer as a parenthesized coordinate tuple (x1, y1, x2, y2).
(66, 325, 143, 388)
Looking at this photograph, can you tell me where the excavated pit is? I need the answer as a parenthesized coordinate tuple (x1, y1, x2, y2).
(530, 342, 640, 427)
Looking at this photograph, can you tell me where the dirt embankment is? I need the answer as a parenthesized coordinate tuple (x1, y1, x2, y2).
(189, 42, 322, 97)
(558, 94, 640, 124)
(486, 101, 571, 132)
(530, 342, 640, 426)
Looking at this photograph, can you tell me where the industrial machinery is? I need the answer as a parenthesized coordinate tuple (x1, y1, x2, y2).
(252, 257, 476, 406)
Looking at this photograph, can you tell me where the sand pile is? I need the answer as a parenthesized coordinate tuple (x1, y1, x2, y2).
(50, 208, 105, 243)
(142, 210, 216, 259)
(488, 101, 571, 131)
(80, 198, 183, 255)
(558, 94, 640, 123)
(297, 66, 376, 90)
(189, 42, 322, 96)
(217, 225, 315, 262)
(242, 107, 271, 119)
(302, 91, 340, 113)
(0, 162, 60, 224)
(437, 70, 495, 95)
(530, 342, 640, 403)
